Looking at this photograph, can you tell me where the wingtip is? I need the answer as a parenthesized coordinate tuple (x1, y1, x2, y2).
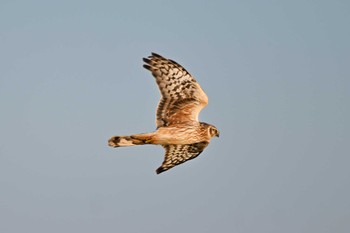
(156, 167, 166, 174)
(151, 52, 162, 58)
(143, 64, 151, 70)
(143, 57, 151, 63)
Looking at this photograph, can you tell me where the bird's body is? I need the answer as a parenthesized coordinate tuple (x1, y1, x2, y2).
(108, 53, 219, 174)
(111, 122, 214, 146)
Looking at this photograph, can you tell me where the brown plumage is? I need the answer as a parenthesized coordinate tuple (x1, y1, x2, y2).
(108, 53, 219, 174)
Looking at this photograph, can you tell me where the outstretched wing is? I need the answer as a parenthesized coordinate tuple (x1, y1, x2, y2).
(156, 142, 209, 174)
(143, 53, 208, 128)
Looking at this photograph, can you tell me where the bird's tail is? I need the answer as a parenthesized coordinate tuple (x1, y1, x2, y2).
(108, 133, 154, 147)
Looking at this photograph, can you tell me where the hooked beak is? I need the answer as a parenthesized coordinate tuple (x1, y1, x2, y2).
(216, 132, 220, 138)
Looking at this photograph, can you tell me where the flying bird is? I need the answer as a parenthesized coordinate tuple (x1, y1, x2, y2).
(108, 53, 219, 174)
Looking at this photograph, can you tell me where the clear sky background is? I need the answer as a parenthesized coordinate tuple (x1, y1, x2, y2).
(1, 0, 349, 232)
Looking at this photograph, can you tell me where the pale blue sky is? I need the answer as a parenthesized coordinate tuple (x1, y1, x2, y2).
(1, 0, 349, 232)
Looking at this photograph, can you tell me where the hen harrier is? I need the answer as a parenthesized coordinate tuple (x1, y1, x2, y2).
(108, 53, 219, 174)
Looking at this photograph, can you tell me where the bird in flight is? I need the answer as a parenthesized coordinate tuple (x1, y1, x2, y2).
(108, 53, 219, 174)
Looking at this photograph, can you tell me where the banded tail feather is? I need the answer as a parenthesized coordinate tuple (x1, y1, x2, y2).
(108, 134, 153, 147)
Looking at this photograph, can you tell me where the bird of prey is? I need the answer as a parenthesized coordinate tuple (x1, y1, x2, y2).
(108, 53, 219, 174)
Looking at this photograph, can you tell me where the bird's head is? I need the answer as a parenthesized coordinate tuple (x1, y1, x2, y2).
(208, 124, 220, 138)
